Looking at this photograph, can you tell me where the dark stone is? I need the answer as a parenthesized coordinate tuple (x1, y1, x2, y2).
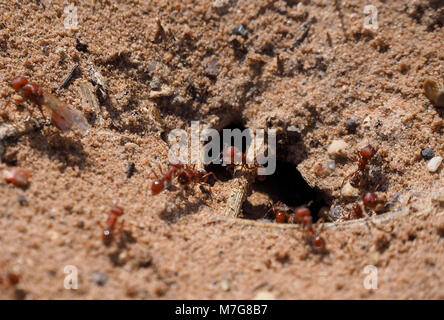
(231, 24, 247, 38)
(204, 60, 220, 78)
(345, 117, 361, 133)
(90, 272, 108, 286)
(126, 162, 136, 178)
(17, 195, 28, 206)
(309, 139, 320, 148)
(75, 38, 88, 53)
(150, 78, 161, 91)
(421, 148, 434, 160)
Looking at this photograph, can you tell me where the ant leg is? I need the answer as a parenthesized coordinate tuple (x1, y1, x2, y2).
(201, 171, 220, 183)
(149, 163, 163, 179)
(264, 201, 275, 218)
(199, 182, 213, 199)
(37, 105, 45, 118)
(117, 220, 125, 237)
(341, 170, 357, 188)
(26, 106, 34, 118)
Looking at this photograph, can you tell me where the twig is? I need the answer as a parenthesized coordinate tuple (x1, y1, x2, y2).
(87, 61, 107, 97)
(57, 63, 79, 90)
(224, 169, 256, 218)
(77, 82, 104, 125)
(216, 206, 416, 231)
(292, 19, 313, 49)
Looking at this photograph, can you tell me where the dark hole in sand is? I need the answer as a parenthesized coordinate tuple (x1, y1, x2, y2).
(242, 160, 329, 223)
(206, 123, 329, 222)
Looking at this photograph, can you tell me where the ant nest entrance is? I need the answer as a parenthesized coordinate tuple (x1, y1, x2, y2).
(206, 122, 331, 227)
(241, 160, 329, 224)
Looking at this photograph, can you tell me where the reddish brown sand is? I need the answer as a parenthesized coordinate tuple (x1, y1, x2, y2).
(0, 0, 443, 299)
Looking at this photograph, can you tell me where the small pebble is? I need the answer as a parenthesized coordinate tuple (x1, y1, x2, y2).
(341, 182, 359, 197)
(431, 192, 444, 206)
(17, 195, 28, 206)
(327, 159, 335, 170)
(421, 148, 435, 160)
(423, 79, 444, 107)
(362, 115, 372, 128)
(204, 60, 220, 78)
(327, 140, 349, 157)
(150, 77, 161, 90)
(213, 0, 231, 14)
(253, 290, 276, 300)
(126, 162, 136, 178)
(231, 24, 247, 38)
(220, 278, 230, 292)
(90, 272, 108, 286)
(149, 86, 173, 98)
(345, 117, 361, 133)
(124, 142, 138, 153)
(427, 156, 442, 172)
(310, 139, 320, 148)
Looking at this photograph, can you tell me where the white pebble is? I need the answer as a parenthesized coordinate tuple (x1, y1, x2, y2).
(213, 0, 230, 8)
(431, 192, 444, 206)
(328, 140, 349, 157)
(341, 182, 359, 197)
(327, 159, 336, 170)
(427, 156, 442, 172)
(253, 291, 276, 300)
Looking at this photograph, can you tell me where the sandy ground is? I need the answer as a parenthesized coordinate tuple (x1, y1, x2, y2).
(0, 0, 443, 299)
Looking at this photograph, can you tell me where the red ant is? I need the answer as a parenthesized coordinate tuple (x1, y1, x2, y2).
(173, 163, 217, 188)
(294, 206, 326, 252)
(6, 76, 89, 133)
(268, 201, 291, 223)
(98, 205, 124, 246)
(341, 203, 363, 221)
(221, 146, 266, 180)
(3, 167, 30, 188)
(151, 162, 217, 196)
(342, 145, 376, 188)
(340, 192, 383, 221)
(151, 163, 177, 195)
(0, 272, 20, 289)
(269, 201, 326, 252)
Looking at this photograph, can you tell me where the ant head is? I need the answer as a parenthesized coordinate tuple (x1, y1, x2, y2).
(360, 145, 376, 159)
(151, 180, 164, 195)
(294, 206, 310, 218)
(275, 201, 292, 214)
(23, 83, 43, 98)
(10, 76, 28, 91)
(110, 205, 124, 216)
(222, 146, 243, 165)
